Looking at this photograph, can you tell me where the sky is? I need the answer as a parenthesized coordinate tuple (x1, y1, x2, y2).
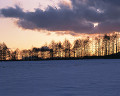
(0, 0, 120, 50)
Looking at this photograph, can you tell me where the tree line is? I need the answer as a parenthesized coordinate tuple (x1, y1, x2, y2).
(0, 32, 120, 60)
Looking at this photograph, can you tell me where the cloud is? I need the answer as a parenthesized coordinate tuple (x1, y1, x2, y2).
(0, 0, 120, 34)
(0, 5, 24, 18)
(96, 20, 120, 33)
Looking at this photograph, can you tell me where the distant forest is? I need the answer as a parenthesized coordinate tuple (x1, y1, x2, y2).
(0, 32, 120, 61)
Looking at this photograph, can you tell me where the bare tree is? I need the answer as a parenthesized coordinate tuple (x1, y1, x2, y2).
(49, 40, 57, 58)
(103, 34, 110, 55)
(57, 42, 63, 57)
(73, 39, 83, 57)
(63, 39, 71, 58)
(83, 38, 89, 56)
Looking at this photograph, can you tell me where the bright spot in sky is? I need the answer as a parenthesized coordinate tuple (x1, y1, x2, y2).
(94, 23, 99, 27)
(97, 9, 104, 13)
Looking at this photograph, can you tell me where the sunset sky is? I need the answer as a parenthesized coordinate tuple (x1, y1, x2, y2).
(0, 0, 120, 50)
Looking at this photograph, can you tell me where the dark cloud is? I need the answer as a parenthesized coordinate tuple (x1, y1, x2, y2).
(103, 0, 120, 6)
(96, 20, 120, 33)
(0, 0, 120, 34)
(0, 5, 24, 18)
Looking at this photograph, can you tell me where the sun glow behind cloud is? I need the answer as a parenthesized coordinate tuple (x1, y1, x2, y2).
(94, 23, 99, 27)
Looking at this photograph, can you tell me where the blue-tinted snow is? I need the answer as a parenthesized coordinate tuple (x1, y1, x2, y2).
(0, 59, 120, 96)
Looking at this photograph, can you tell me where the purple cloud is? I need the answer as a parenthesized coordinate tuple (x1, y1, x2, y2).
(0, 0, 120, 34)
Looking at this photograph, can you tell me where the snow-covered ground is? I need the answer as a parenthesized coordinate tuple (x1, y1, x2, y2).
(0, 59, 120, 96)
